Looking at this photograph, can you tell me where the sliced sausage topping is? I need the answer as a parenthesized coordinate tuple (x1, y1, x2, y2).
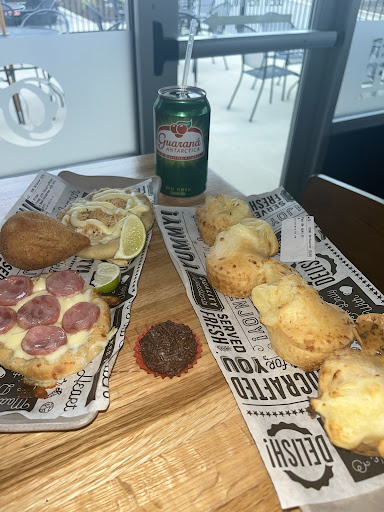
(0, 306, 17, 334)
(46, 270, 84, 297)
(62, 302, 100, 333)
(0, 276, 33, 306)
(17, 295, 61, 330)
(21, 325, 67, 355)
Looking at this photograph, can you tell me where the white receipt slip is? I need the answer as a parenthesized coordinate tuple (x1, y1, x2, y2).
(280, 215, 316, 262)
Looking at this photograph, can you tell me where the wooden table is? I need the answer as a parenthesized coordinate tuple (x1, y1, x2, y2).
(0, 154, 295, 512)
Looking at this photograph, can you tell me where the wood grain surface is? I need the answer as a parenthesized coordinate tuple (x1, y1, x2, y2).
(0, 154, 297, 512)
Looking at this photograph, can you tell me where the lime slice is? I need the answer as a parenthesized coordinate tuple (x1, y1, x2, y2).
(92, 262, 121, 293)
(113, 213, 146, 261)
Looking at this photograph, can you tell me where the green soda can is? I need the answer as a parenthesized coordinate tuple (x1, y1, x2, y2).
(154, 85, 210, 198)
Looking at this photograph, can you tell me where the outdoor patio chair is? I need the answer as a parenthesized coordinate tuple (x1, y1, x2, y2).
(178, 8, 201, 36)
(275, 49, 304, 99)
(85, 2, 124, 31)
(261, 12, 303, 97)
(177, 2, 230, 85)
(227, 51, 300, 122)
(18, 0, 56, 25)
(227, 14, 302, 122)
(20, 9, 70, 33)
(205, 1, 231, 70)
(178, 9, 202, 85)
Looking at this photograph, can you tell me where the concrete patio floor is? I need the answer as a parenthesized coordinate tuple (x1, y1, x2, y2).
(179, 54, 300, 196)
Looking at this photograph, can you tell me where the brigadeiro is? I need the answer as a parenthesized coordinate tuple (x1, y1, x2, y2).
(134, 320, 202, 378)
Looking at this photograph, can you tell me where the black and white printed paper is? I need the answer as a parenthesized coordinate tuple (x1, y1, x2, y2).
(0, 171, 156, 428)
(155, 187, 384, 510)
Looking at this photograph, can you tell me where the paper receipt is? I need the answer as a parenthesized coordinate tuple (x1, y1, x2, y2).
(25, 174, 67, 214)
(280, 216, 315, 262)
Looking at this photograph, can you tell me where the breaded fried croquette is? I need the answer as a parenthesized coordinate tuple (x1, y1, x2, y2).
(0, 211, 90, 270)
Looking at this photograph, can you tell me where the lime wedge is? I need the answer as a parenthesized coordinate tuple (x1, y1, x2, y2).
(113, 213, 146, 261)
(92, 262, 121, 293)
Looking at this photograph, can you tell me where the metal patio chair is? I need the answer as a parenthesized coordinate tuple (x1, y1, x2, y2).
(206, 1, 231, 70)
(178, 9, 203, 85)
(20, 9, 70, 33)
(262, 13, 303, 98)
(274, 49, 304, 99)
(227, 14, 302, 121)
(85, 2, 124, 31)
(227, 51, 300, 122)
(18, 0, 56, 25)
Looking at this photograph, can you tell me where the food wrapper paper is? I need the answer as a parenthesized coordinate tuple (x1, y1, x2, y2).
(154, 187, 384, 510)
(0, 169, 160, 431)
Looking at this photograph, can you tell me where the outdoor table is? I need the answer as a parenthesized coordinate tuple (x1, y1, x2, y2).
(0, 154, 296, 511)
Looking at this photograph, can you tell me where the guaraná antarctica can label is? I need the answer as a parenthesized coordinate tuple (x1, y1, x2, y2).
(154, 86, 210, 198)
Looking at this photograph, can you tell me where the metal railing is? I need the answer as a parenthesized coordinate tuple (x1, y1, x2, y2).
(1, 0, 126, 33)
(178, 0, 384, 34)
(4, 0, 384, 35)
(56, 0, 125, 32)
(358, 0, 384, 19)
(178, 0, 314, 34)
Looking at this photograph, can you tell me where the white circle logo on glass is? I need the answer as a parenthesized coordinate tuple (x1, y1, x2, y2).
(0, 64, 66, 147)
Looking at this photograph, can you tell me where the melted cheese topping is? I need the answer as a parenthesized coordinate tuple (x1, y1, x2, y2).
(0, 278, 113, 363)
(61, 188, 149, 244)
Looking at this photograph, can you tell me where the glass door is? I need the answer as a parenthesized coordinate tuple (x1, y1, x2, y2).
(2, 0, 370, 203)
(136, 0, 364, 201)
(176, 0, 313, 195)
(0, 0, 138, 177)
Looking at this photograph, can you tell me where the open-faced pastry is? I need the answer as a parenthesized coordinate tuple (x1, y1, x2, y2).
(0, 270, 115, 387)
(58, 187, 154, 264)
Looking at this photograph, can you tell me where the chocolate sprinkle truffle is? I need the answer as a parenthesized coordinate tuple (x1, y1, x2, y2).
(139, 320, 199, 377)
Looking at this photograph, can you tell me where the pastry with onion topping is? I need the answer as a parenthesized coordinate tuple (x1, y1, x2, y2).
(57, 187, 154, 262)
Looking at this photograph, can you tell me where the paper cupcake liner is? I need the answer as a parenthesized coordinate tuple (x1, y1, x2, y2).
(134, 322, 202, 379)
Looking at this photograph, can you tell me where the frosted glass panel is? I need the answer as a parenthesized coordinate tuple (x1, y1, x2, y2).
(335, 21, 384, 119)
(0, 31, 138, 177)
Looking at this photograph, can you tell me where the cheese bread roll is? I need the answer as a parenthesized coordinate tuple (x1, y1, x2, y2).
(311, 348, 384, 457)
(206, 217, 280, 297)
(251, 274, 354, 371)
(196, 194, 254, 246)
